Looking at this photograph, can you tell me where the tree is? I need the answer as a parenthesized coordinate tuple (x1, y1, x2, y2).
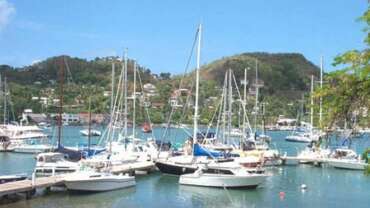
(318, 6, 370, 129)
(159, 72, 171, 80)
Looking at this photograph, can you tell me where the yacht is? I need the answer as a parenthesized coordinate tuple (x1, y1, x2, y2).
(64, 171, 135, 192)
(326, 148, 368, 170)
(34, 152, 80, 176)
(13, 144, 53, 154)
(0, 124, 48, 140)
(179, 164, 267, 188)
(297, 146, 331, 164)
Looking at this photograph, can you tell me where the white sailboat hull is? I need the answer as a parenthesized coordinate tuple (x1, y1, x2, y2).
(327, 159, 368, 170)
(179, 173, 267, 188)
(64, 175, 135, 192)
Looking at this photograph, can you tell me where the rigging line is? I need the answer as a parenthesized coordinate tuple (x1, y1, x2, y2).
(231, 70, 253, 135)
(136, 64, 156, 141)
(107, 60, 125, 145)
(215, 72, 228, 141)
(202, 83, 224, 145)
(159, 28, 199, 143)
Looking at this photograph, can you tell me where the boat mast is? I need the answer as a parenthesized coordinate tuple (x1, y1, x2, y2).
(123, 49, 128, 138)
(3, 77, 6, 125)
(319, 56, 323, 130)
(243, 68, 248, 138)
(132, 61, 137, 138)
(310, 75, 314, 135)
(193, 23, 202, 149)
(227, 69, 232, 143)
(111, 61, 115, 118)
(254, 59, 259, 136)
(57, 57, 64, 149)
(88, 97, 92, 153)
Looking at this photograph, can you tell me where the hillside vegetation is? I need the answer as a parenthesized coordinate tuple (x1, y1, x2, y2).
(0, 52, 320, 124)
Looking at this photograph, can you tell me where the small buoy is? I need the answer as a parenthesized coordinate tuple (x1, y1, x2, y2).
(279, 191, 285, 200)
(301, 184, 307, 189)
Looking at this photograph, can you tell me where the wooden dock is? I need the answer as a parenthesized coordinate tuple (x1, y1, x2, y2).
(0, 175, 65, 198)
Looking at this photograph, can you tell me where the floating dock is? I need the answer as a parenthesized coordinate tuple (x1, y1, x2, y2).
(0, 175, 64, 198)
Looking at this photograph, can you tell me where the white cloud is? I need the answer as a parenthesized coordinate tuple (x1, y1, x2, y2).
(0, 0, 15, 31)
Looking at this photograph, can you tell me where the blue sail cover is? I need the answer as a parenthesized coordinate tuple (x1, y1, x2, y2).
(193, 143, 224, 158)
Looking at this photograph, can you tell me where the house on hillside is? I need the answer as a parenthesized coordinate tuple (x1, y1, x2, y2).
(143, 83, 158, 97)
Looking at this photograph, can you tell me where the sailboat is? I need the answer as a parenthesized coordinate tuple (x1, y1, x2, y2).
(286, 75, 322, 143)
(156, 26, 269, 190)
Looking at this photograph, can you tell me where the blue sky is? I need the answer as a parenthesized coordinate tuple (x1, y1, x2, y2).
(0, 0, 368, 74)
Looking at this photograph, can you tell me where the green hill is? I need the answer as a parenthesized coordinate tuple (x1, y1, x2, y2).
(0, 53, 320, 123)
(200, 52, 319, 99)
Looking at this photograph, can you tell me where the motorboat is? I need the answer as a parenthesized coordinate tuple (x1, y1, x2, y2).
(0, 173, 27, 184)
(80, 129, 102, 137)
(34, 152, 80, 176)
(179, 164, 267, 188)
(63, 171, 135, 192)
(0, 124, 48, 140)
(326, 148, 368, 170)
(286, 134, 311, 143)
(12, 138, 53, 154)
(13, 144, 53, 154)
(327, 159, 368, 170)
(297, 146, 331, 164)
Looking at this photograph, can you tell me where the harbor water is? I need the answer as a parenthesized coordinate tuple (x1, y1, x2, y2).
(0, 126, 370, 208)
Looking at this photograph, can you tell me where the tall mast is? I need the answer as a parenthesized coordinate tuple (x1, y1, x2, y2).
(227, 69, 232, 143)
(88, 97, 91, 153)
(310, 75, 314, 134)
(132, 61, 137, 138)
(3, 77, 6, 125)
(243, 68, 248, 138)
(254, 59, 259, 135)
(57, 57, 64, 149)
(111, 61, 115, 118)
(193, 23, 202, 146)
(319, 56, 323, 129)
(123, 49, 128, 138)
